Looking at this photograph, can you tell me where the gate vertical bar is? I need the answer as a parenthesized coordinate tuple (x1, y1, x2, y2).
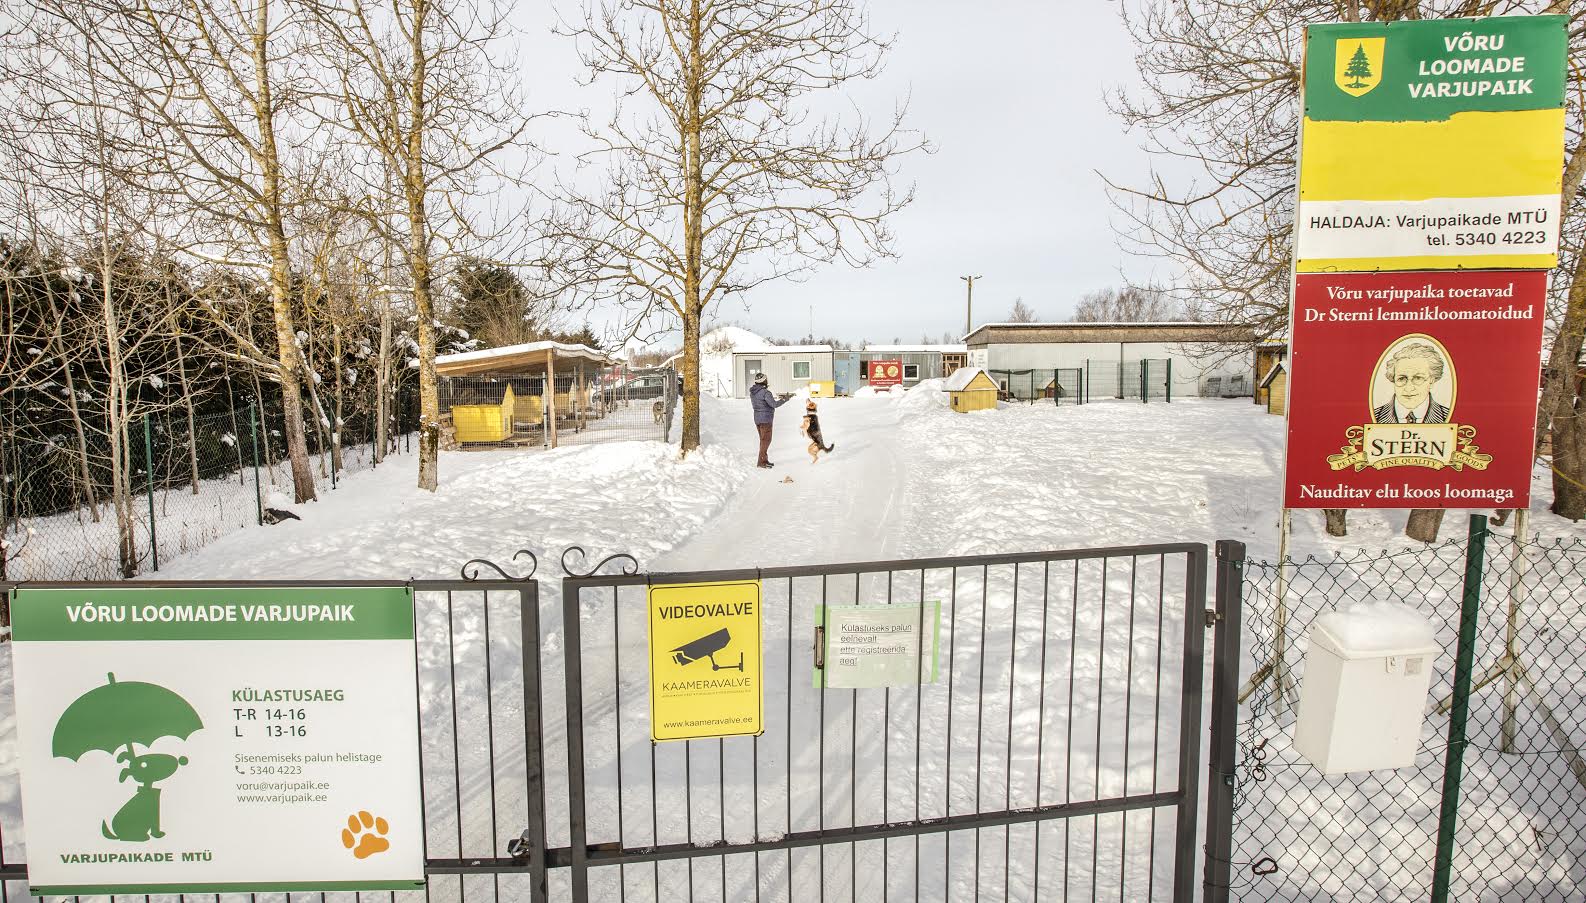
(1166, 359, 1173, 404)
(520, 583, 550, 903)
(1203, 540, 1245, 903)
(563, 580, 590, 901)
(1431, 514, 1488, 903)
(1172, 546, 1210, 901)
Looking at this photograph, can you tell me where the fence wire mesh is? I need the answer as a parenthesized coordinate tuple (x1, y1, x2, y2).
(1, 392, 418, 581)
(1082, 360, 1170, 402)
(1226, 528, 1586, 901)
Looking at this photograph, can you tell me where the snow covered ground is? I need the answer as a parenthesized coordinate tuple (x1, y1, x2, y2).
(2, 385, 1584, 901)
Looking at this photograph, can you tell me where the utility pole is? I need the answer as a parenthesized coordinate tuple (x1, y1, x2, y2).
(961, 274, 982, 337)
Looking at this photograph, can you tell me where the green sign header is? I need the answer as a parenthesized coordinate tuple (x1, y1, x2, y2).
(1305, 15, 1566, 122)
(11, 586, 415, 642)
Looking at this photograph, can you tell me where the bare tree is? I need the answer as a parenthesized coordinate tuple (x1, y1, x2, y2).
(306, 0, 536, 491)
(553, 0, 923, 454)
(1071, 285, 1185, 322)
(0, 17, 209, 575)
(1006, 297, 1039, 323)
(31, 0, 326, 504)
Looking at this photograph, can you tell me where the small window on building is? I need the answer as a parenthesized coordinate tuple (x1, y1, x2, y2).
(792, 360, 811, 380)
(903, 364, 920, 381)
(860, 360, 870, 378)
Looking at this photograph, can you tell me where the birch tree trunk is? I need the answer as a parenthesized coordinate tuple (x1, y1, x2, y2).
(406, 0, 440, 492)
(251, 1, 318, 504)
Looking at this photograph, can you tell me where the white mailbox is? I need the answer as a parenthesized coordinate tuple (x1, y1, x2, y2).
(1292, 602, 1439, 775)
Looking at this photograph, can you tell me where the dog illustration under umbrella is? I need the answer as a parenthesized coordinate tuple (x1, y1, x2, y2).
(52, 673, 203, 842)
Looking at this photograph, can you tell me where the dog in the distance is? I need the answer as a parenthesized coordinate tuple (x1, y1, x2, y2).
(800, 400, 835, 463)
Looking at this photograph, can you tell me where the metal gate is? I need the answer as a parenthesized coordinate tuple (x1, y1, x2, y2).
(0, 542, 1209, 902)
(559, 543, 1209, 901)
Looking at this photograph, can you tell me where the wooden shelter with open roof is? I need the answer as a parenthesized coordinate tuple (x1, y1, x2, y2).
(436, 341, 615, 448)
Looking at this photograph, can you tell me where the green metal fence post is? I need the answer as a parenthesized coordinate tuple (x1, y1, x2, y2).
(1167, 358, 1173, 404)
(1141, 359, 1148, 404)
(1431, 513, 1489, 902)
(143, 415, 158, 571)
(249, 403, 264, 526)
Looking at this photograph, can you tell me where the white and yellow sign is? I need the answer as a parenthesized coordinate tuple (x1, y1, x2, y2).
(10, 586, 424, 896)
(1297, 16, 1567, 272)
(647, 581, 762, 742)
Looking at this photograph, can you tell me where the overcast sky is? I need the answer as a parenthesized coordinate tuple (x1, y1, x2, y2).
(511, 1, 1163, 346)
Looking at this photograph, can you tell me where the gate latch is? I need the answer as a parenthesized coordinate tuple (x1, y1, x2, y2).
(507, 829, 536, 861)
(1205, 607, 1221, 627)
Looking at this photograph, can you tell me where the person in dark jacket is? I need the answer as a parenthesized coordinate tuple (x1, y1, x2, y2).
(748, 372, 790, 468)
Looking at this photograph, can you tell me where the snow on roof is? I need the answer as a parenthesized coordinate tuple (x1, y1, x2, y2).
(1259, 359, 1287, 388)
(863, 344, 968, 353)
(732, 345, 834, 354)
(943, 367, 994, 392)
(436, 340, 613, 375)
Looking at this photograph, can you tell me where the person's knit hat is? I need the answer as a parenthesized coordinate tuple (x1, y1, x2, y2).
(753, 372, 768, 385)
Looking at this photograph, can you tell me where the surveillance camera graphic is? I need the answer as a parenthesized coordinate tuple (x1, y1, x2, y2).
(670, 628, 744, 672)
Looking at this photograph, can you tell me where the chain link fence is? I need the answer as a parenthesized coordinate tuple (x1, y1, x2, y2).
(1, 392, 419, 582)
(984, 368, 1085, 405)
(1219, 523, 1586, 901)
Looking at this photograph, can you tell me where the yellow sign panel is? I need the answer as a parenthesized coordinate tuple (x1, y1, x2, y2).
(647, 581, 762, 741)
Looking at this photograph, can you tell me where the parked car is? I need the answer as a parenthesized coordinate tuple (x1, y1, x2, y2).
(613, 373, 668, 400)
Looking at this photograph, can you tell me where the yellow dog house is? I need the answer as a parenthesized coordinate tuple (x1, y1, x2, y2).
(944, 367, 998, 413)
(451, 384, 516, 443)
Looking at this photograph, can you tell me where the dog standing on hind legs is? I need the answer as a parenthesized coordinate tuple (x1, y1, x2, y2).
(800, 400, 835, 463)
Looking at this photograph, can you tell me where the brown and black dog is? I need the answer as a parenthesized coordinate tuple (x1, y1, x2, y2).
(800, 400, 835, 463)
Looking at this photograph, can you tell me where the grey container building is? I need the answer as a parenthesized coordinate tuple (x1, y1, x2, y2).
(731, 346, 836, 397)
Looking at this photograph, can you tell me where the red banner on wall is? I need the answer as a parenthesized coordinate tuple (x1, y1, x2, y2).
(1284, 270, 1545, 509)
(869, 359, 903, 389)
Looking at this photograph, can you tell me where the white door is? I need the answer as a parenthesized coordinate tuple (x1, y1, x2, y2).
(742, 358, 763, 396)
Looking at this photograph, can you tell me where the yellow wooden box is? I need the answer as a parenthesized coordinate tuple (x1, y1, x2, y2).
(808, 380, 835, 398)
(451, 385, 515, 442)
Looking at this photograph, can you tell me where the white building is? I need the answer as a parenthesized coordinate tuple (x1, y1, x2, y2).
(730, 346, 836, 397)
(963, 322, 1259, 400)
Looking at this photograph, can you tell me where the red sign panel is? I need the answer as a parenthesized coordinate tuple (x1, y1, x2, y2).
(869, 359, 903, 389)
(1285, 270, 1545, 510)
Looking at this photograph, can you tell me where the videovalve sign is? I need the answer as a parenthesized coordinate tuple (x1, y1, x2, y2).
(1283, 270, 1545, 510)
(1296, 15, 1567, 272)
(647, 581, 763, 742)
(9, 586, 424, 896)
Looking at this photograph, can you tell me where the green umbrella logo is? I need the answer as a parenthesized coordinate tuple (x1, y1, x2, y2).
(52, 673, 203, 842)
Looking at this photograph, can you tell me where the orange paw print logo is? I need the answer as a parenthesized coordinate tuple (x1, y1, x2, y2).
(341, 810, 390, 859)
